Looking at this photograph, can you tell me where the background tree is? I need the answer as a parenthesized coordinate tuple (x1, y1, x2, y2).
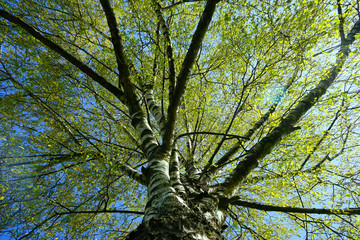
(1, 0, 360, 239)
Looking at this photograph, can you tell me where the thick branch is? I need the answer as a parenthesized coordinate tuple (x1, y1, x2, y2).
(144, 88, 166, 136)
(162, 0, 220, 152)
(221, 20, 360, 197)
(169, 148, 186, 194)
(99, 1, 161, 158)
(337, 0, 346, 43)
(151, 0, 176, 97)
(99, 0, 140, 114)
(0, 9, 126, 103)
(116, 162, 147, 186)
(230, 198, 360, 215)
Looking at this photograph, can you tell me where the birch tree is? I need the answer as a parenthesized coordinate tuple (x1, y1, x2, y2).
(1, 0, 360, 239)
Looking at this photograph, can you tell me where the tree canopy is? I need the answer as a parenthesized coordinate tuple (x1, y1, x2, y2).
(1, 0, 360, 239)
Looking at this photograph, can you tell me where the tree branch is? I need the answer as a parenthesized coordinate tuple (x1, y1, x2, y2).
(175, 131, 249, 141)
(162, 0, 206, 10)
(92, 90, 142, 150)
(144, 87, 166, 136)
(55, 209, 144, 215)
(0, 63, 81, 145)
(169, 148, 186, 194)
(201, 71, 298, 182)
(116, 162, 148, 186)
(99, 0, 140, 114)
(99, 1, 159, 158)
(162, 0, 220, 152)
(230, 198, 360, 215)
(244, 154, 331, 185)
(0, 9, 126, 103)
(337, 0, 346, 43)
(220, 19, 360, 197)
(299, 108, 341, 170)
(151, 0, 176, 98)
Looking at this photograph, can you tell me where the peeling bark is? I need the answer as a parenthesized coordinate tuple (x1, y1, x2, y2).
(144, 88, 166, 136)
(129, 179, 226, 240)
(129, 148, 226, 239)
(169, 148, 186, 194)
(127, 209, 225, 240)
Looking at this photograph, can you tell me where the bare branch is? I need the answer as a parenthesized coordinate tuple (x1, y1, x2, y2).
(175, 131, 249, 141)
(299, 108, 342, 170)
(162, 0, 206, 10)
(55, 209, 144, 215)
(230, 198, 360, 215)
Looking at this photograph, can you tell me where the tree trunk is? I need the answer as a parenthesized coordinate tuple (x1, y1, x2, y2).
(127, 203, 226, 240)
(127, 153, 226, 240)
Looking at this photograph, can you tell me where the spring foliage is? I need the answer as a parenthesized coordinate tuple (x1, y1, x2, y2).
(1, 0, 360, 239)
